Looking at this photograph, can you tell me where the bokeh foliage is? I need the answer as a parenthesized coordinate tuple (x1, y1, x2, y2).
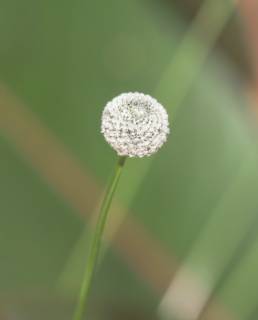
(0, 0, 257, 319)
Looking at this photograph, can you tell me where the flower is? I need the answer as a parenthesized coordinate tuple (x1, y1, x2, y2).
(101, 92, 170, 157)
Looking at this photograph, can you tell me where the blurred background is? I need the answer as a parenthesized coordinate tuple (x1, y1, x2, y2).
(1, 0, 258, 319)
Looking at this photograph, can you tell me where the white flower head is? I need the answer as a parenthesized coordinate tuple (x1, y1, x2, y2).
(101, 92, 170, 157)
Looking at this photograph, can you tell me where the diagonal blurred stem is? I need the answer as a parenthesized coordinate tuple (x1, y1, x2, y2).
(72, 156, 126, 320)
(97, 0, 236, 258)
(63, 0, 236, 299)
(197, 214, 258, 320)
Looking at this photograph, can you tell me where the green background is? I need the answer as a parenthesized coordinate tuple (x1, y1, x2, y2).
(0, 0, 257, 319)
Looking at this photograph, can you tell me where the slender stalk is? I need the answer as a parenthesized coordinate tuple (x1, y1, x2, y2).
(72, 155, 127, 320)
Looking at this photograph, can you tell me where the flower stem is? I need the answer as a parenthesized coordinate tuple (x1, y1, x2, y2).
(72, 155, 127, 320)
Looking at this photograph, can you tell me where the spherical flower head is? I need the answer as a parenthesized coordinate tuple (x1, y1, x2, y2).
(101, 92, 170, 157)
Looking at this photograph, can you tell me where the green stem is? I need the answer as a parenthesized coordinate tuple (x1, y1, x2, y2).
(72, 155, 127, 320)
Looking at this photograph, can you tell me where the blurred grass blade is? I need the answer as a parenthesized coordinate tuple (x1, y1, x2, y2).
(159, 150, 258, 320)
(60, 0, 236, 291)
(213, 229, 258, 320)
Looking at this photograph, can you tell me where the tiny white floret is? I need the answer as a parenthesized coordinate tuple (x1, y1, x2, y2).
(101, 92, 170, 157)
